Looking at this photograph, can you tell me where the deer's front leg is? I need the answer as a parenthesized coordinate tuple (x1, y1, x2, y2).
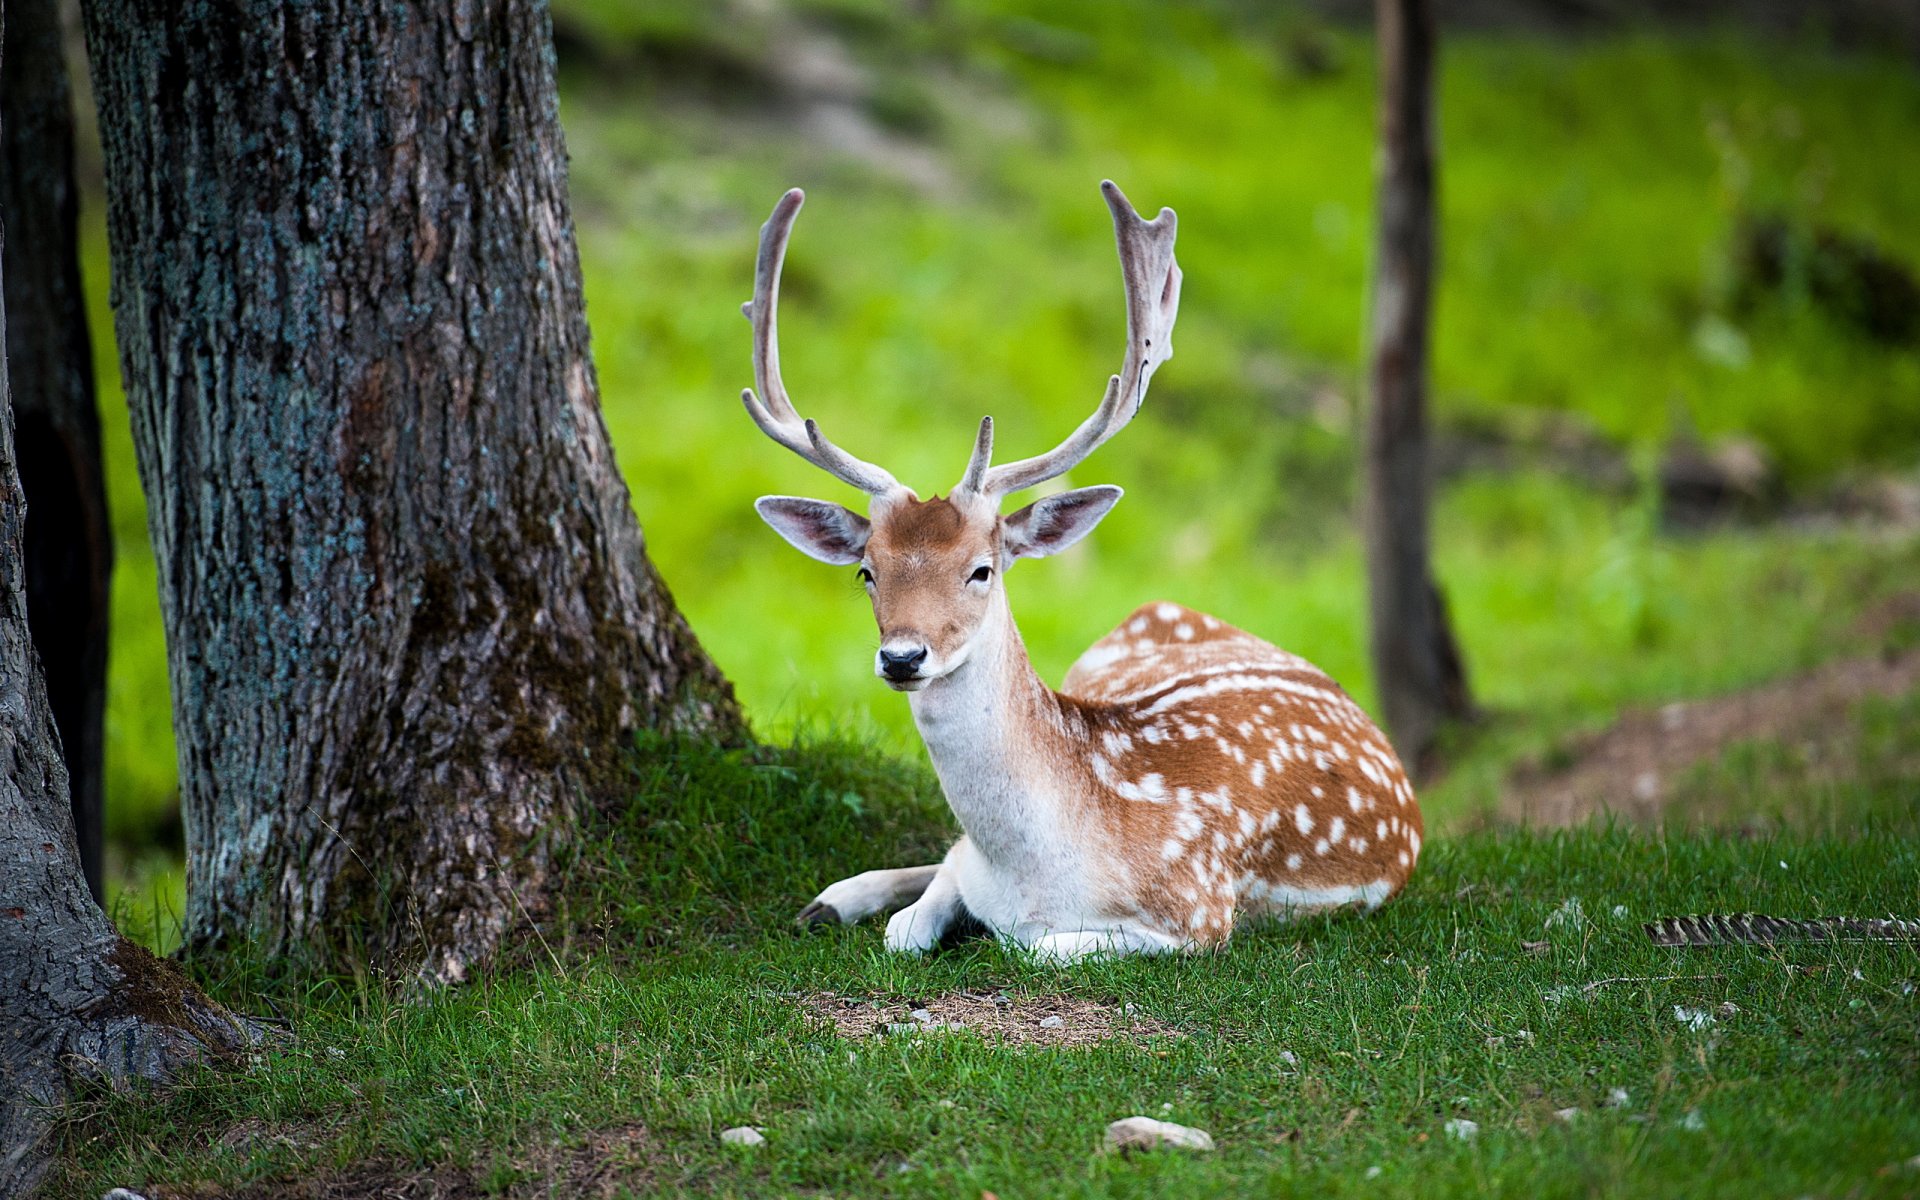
(884, 857, 967, 954)
(1024, 924, 1190, 963)
(796, 864, 941, 927)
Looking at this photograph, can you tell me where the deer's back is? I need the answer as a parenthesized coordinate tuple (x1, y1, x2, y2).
(1061, 602, 1422, 941)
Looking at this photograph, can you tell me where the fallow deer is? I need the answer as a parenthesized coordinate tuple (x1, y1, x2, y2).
(741, 182, 1422, 961)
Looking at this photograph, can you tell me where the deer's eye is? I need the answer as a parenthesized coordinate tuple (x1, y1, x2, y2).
(969, 565, 992, 584)
(857, 566, 875, 586)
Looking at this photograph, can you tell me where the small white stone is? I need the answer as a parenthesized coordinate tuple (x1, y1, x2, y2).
(1678, 1109, 1706, 1132)
(1443, 1118, 1479, 1140)
(1365, 1165, 1383, 1179)
(719, 1126, 765, 1147)
(910, 1008, 934, 1023)
(1105, 1116, 1215, 1153)
(1672, 1006, 1715, 1032)
(1514, 1029, 1536, 1045)
(1277, 1049, 1299, 1066)
(1039, 1015, 1065, 1029)
(1605, 1087, 1631, 1108)
(102, 1191, 150, 1200)
(1554, 1107, 1582, 1123)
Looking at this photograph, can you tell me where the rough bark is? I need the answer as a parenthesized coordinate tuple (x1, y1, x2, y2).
(80, 0, 746, 983)
(1, 0, 109, 903)
(0, 158, 256, 1200)
(1362, 0, 1472, 775)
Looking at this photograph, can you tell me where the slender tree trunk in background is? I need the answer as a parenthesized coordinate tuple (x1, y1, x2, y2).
(0, 163, 256, 1200)
(1, 0, 109, 904)
(81, 0, 746, 983)
(1363, 0, 1471, 776)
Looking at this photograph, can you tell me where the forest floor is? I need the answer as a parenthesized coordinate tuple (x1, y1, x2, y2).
(50, 716, 1920, 1198)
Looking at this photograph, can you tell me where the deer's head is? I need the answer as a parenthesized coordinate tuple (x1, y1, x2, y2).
(742, 184, 1182, 692)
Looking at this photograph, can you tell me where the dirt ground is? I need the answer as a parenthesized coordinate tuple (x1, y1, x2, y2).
(800, 991, 1183, 1049)
(1503, 640, 1920, 827)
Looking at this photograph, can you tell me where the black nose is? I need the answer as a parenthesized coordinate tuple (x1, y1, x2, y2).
(879, 647, 929, 681)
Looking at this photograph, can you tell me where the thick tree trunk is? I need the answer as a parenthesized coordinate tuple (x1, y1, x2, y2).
(81, 0, 745, 983)
(0, 162, 256, 1200)
(1, 0, 109, 903)
(1363, 0, 1472, 775)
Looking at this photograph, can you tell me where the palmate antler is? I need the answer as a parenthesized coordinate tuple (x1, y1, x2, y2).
(741, 182, 1179, 502)
(741, 189, 901, 496)
(961, 180, 1182, 500)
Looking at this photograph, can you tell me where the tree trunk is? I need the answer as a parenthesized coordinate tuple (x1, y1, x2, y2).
(0, 153, 257, 1200)
(1, 0, 109, 904)
(1363, 0, 1472, 775)
(80, 0, 746, 983)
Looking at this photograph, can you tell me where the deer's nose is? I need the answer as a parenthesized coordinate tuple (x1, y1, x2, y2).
(877, 645, 929, 681)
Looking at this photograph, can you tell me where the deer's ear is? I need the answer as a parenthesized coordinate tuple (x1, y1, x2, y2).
(1002, 486, 1122, 564)
(755, 497, 871, 565)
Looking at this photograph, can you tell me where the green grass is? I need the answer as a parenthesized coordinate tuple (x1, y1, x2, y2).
(51, 735, 1920, 1197)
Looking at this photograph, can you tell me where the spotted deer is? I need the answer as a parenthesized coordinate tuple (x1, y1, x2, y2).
(741, 182, 1423, 961)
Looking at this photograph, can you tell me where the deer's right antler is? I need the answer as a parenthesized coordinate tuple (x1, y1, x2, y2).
(963, 180, 1182, 500)
(741, 189, 902, 496)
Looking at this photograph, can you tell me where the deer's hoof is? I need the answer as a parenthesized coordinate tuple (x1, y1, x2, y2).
(795, 901, 843, 928)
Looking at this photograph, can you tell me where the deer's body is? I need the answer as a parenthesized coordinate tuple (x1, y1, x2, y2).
(737, 183, 1421, 960)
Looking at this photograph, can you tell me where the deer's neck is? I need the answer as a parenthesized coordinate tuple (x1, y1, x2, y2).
(906, 594, 1081, 868)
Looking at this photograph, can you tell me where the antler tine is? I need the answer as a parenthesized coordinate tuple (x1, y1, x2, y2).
(956, 415, 994, 496)
(979, 180, 1181, 498)
(740, 188, 900, 496)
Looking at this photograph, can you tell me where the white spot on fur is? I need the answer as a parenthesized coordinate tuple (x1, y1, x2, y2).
(1294, 805, 1314, 835)
(1328, 817, 1345, 844)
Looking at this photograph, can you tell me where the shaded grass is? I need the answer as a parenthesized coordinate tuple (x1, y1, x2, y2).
(52, 736, 1920, 1198)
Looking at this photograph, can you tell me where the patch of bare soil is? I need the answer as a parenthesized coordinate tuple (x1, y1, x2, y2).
(1503, 646, 1920, 827)
(801, 991, 1182, 1048)
(163, 1122, 659, 1200)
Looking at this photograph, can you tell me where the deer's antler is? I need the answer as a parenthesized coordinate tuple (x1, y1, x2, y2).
(742, 189, 902, 496)
(961, 180, 1181, 499)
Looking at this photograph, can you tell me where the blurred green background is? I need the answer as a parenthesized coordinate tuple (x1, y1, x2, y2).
(79, 0, 1920, 943)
